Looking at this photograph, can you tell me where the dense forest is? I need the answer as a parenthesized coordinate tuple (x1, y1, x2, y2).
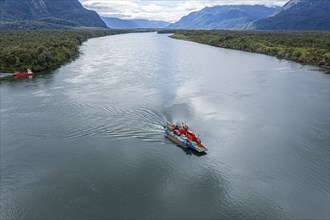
(0, 29, 145, 73)
(163, 30, 330, 70)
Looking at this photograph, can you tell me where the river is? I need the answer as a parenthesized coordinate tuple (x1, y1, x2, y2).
(1, 33, 329, 219)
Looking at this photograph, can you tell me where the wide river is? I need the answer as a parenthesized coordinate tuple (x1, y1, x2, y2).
(1, 33, 329, 219)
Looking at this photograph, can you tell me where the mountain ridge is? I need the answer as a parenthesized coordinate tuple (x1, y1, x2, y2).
(251, 0, 330, 30)
(168, 5, 280, 30)
(101, 17, 170, 29)
(0, 0, 107, 30)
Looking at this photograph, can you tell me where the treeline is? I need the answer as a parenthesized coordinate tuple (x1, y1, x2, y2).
(0, 20, 80, 31)
(167, 30, 330, 70)
(0, 29, 145, 73)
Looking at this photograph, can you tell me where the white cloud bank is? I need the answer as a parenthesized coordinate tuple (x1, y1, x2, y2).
(79, 0, 288, 23)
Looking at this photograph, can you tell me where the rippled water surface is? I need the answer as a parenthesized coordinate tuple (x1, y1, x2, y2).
(1, 33, 329, 219)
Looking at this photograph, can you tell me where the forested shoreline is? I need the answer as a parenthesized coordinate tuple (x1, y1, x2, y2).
(162, 30, 330, 71)
(1, 29, 329, 74)
(0, 29, 147, 73)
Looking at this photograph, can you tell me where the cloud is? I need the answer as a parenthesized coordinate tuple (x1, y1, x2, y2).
(79, 0, 288, 23)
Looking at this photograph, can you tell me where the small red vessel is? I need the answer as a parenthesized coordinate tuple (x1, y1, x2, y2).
(164, 122, 207, 153)
(12, 69, 33, 78)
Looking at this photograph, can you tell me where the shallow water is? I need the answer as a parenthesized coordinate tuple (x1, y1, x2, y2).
(1, 33, 329, 219)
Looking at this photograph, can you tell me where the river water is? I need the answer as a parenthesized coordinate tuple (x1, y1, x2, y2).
(1, 33, 329, 219)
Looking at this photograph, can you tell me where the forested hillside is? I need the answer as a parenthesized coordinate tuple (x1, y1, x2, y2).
(0, 0, 107, 30)
(251, 0, 330, 30)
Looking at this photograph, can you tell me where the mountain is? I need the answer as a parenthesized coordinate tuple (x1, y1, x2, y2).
(101, 17, 170, 29)
(251, 0, 330, 30)
(168, 5, 280, 30)
(0, 0, 107, 30)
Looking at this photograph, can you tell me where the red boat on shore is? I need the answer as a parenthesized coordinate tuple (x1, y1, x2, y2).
(12, 69, 33, 78)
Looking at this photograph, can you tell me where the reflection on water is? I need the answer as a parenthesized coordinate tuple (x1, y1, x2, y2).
(1, 33, 329, 219)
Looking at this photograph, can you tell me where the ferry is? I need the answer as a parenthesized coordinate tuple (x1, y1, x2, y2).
(12, 69, 33, 78)
(164, 122, 207, 153)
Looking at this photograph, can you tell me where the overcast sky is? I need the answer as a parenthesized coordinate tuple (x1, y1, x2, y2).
(79, 0, 288, 23)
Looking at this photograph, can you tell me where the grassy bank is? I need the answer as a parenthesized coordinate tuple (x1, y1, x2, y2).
(168, 30, 330, 71)
(0, 29, 147, 73)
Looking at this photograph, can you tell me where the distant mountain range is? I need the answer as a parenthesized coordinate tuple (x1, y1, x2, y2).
(250, 0, 330, 30)
(0, 0, 328, 31)
(0, 0, 107, 30)
(101, 17, 170, 29)
(168, 5, 280, 30)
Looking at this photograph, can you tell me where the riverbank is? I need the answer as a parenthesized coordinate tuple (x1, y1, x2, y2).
(0, 29, 149, 73)
(165, 30, 330, 72)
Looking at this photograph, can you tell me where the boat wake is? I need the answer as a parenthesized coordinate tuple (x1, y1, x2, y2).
(61, 102, 166, 143)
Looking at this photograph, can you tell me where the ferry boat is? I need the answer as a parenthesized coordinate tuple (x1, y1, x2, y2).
(164, 122, 207, 153)
(12, 69, 33, 78)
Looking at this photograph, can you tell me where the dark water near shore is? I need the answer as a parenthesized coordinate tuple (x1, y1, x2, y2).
(1, 33, 329, 219)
